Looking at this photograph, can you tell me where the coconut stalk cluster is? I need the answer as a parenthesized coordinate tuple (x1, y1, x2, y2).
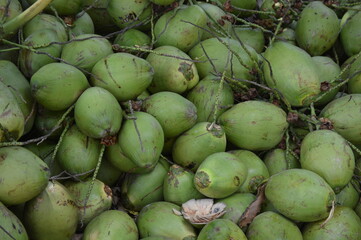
(1, 0, 361, 239)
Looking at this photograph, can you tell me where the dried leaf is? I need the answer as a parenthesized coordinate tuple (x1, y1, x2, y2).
(238, 183, 266, 228)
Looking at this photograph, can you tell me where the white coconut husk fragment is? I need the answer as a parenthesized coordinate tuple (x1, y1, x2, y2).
(173, 199, 227, 225)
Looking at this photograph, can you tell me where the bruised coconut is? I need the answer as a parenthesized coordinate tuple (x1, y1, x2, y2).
(74, 87, 122, 140)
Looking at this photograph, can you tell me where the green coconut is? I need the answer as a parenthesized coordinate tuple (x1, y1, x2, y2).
(0, 0, 22, 24)
(113, 28, 151, 51)
(61, 33, 113, 72)
(26, 0, 82, 15)
(23, 13, 68, 42)
(217, 0, 257, 17)
(118, 111, 164, 169)
(265, 168, 336, 222)
(217, 100, 288, 151)
(197, 219, 247, 240)
(302, 206, 361, 240)
(0, 60, 35, 134)
(64, 178, 112, 226)
(246, 211, 303, 240)
(295, 1, 339, 56)
(34, 106, 66, 138)
(56, 124, 102, 179)
(137, 201, 197, 239)
(342, 54, 361, 94)
(188, 37, 260, 81)
(275, 28, 296, 45)
(83, 210, 138, 240)
(186, 75, 234, 123)
(150, 0, 176, 5)
(23, 181, 79, 240)
(172, 122, 227, 171)
(154, 5, 208, 52)
(31, 62, 89, 111)
(96, 157, 123, 186)
(336, 180, 360, 209)
(90, 52, 154, 101)
(320, 94, 361, 147)
(230, 150, 269, 193)
(312, 56, 341, 105)
(0, 146, 50, 205)
(146, 45, 199, 94)
(0, 201, 29, 240)
(262, 41, 321, 106)
(121, 159, 169, 211)
(74, 87, 123, 139)
(142, 91, 198, 138)
(263, 148, 300, 176)
(194, 152, 248, 199)
(231, 26, 265, 53)
(340, 7, 361, 57)
(218, 193, 256, 224)
(68, 11, 95, 38)
(198, 2, 232, 40)
(300, 129, 355, 193)
(18, 29, 62, 77)
(107, 0, 152, 30)
(163, 165, 205, 205)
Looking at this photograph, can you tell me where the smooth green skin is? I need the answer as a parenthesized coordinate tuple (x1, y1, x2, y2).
(265, 169, 335, 222)
(320, 94, 361, 146)
(19, 29, 62, 77)
(69, 12, 95, 38)
(163, 165, 204, 205)
(23, 13, 68, 42)
(121, 159, 169, 211)
(341, 8, 361, 57)
(301, 130, 355, 193)
(83, 210, 138, 240)
(150, 0, 176, 5)
(34, 107, 65, 138)
(342, 55, 361, 94)
(96, 158, 123, 187)
(118, 111, 164, 168)
(198, 2, 232, 40)
(0, 146, 50, 205)
(0, 60, 34, 134)
(0, 201, 29, 240)
(137, 201, 196, 239)
(186, 76, 234, 123)
(90, 52, 153, 101)
(231, 27, 265, 53)
(197, 219, 247, 240)
(23, 181, 79, 240)
(25, 140, 62, 177)
(336, 181, 360, 209)
(107, 0, 151, 30)
(142, 91, 198, 138)
(106, 141, 157, 174)
(172, 122, 226, 171)
(218, 0, 257, 16)
(312, 56, 340, 105)
(303, 206, 361, 240)
(31, 62, 89, 111)
(275, 28, 296, 45)
(262, 41, 321, 107)
(154, 5, 208, 52)
(296, 1, 339, 56)
(61, 34, 113, 72)
(246, 211, 303, 240)
(64, 179, 112, 226)
(140, 237, 172, 240)
(74, 87, 123, 139)
(0, 0, 22, 23)
(27, 0, 82, 15)
(146, 46, 199, 94)
(230, 150, 269, 193)
(194, 152, 248, 199)
(114, 28, 151, 49)
(189, 37, 259, 81)
(56, 124, 101, 178)
(263, 148, 300, 176)
(218, 100, 288, 151)
(217, 193, 256, 224)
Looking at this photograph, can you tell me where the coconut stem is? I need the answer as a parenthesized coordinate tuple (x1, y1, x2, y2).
(320, 200, 335, 228)
(1, 0, 53, 38)
(208, 70, 226, 131)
